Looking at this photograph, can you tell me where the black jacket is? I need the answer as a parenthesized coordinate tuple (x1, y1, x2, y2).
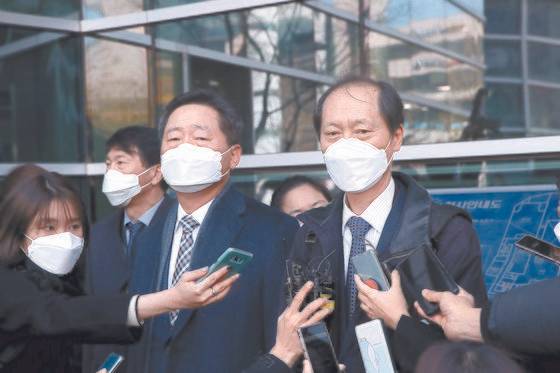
(482, 276, 560, 370)
(83, 196, 174, 373)
(0, 265, 139, 372)
(288, 172, 488, 373)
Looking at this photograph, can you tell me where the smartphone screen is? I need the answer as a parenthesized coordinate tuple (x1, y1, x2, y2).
(99, 353, 124, 373)
(515, 235, 560, 265)
(355, 320, 396, 373)
(299, 322, 339, 373)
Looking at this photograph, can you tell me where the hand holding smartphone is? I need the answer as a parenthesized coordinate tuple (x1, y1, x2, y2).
(298, 322, 341, 373)
(196, 247, 253, 284)
(352, 250, 390, 291)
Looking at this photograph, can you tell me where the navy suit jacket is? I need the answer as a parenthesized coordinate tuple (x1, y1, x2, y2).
(289, 173, 487, 372)
(145, 183, 299, 373)
(82, 195, 174, 373)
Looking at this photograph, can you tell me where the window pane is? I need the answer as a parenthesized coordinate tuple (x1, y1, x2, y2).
(368, 31, 483, 112)
(484, 40, 521, 78)
(530, 86, 560, 134)
(529, 0, 560, 39)
(484, 0, 521, 35)
(528, 42, 560, 84)
(153, 2, 360, 76)
(485, 83, 525, 133)
(0, 31, 84, 162)
(403, 104, 468, 144)
(250, 72, 322, 154)
(0, 0, 80, 19)
(84, 37, 151, 162)
(185, 56, 324, 155)
(83, 0, 143, 19)
(367, 0, 484, 63)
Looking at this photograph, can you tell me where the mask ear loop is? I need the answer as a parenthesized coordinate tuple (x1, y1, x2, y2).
(137, 165, 158, 189)
(218, 145, 236, 177)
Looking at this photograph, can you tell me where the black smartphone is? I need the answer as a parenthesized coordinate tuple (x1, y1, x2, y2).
(298, 322, 340, 373)
(397, 246, 459, 316)
(515, 235, 560, 265)
(98, 353, 124, 373)
(352, 250, 390, 291)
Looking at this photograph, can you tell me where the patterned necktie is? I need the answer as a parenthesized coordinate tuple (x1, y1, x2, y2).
(170, 215, 200, 325)
(125, 221, 144, 257)
(346, 216, 371, 318)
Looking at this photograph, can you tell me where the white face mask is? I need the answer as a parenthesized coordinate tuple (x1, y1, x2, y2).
(161, 143, 232, 193)
(554, 222, 560, 243)
(102, 167, 155, 207)
(323, 137, 394, 193)
(23, 232, 84, 275)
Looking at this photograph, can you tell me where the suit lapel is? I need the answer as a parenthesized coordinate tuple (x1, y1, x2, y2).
(313, 197, 346, 354)
(171, 184, 246, 336)
(129, 196, 174, 294)
(155, 199, 179, 292)
(108, 210, 130, 292)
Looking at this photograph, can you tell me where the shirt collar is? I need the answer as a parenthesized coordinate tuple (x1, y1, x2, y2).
(124, 197, 164, 227)
(342, 178, 395, 234)
(175, 198, 214, 231)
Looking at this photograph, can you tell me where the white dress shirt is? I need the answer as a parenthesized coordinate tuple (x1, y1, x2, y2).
(342, 178, 395, 278)
(167, 199, 214, 288)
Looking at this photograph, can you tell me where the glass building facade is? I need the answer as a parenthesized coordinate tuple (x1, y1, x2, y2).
(0, 0, 558, 220)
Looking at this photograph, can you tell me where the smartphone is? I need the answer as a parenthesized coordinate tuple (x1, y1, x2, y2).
(355, 320, 396, 373)
(197, 247, 253, 283)
(98, 353, 124, 373)
(515, 235, 560, 265)
(352, 250, 390, 291)
(397, 246, 459, 316)
(298, 322, 340, 373)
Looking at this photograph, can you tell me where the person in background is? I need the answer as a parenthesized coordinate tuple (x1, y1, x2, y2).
(415, 341, 523, 373)
(0, 164, 238, 373)
(146, 89, 299, 373)
(83, 126, 174, 373)
(288, 75, 487, 373)
(271, 175, 332, 217)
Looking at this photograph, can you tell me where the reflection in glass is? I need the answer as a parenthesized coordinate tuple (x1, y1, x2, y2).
(368, 31, 483, 112)
(251, 72, 322, 154)
(484, 0, 521, 35)
(84, 37, 151, 162)
(366, 0, 484, 63)
(484, 40, 521, 78)
(153, 2, 360, 76)
(0, 33, 84, 162)
(529, 86, 560, 134)
(0, 0, 80, 19)
(403, 104, 467, 145)
(528, 0, 560, 39)
(484, 83, 525, 133)
(528, 42, 560, 84)
(83, 0, 143, 19)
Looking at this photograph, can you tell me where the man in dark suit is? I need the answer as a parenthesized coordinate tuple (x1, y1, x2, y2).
(288, 76, 488, 373)
(83, 126, 174, 373)
(144, 89, 299, 373)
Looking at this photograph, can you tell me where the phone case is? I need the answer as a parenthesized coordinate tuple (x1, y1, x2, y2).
(197, 248, 253, 283)
(395, 245, 459, 316)
(355, 320, 396, 373)
(352, 250, 390, 291)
